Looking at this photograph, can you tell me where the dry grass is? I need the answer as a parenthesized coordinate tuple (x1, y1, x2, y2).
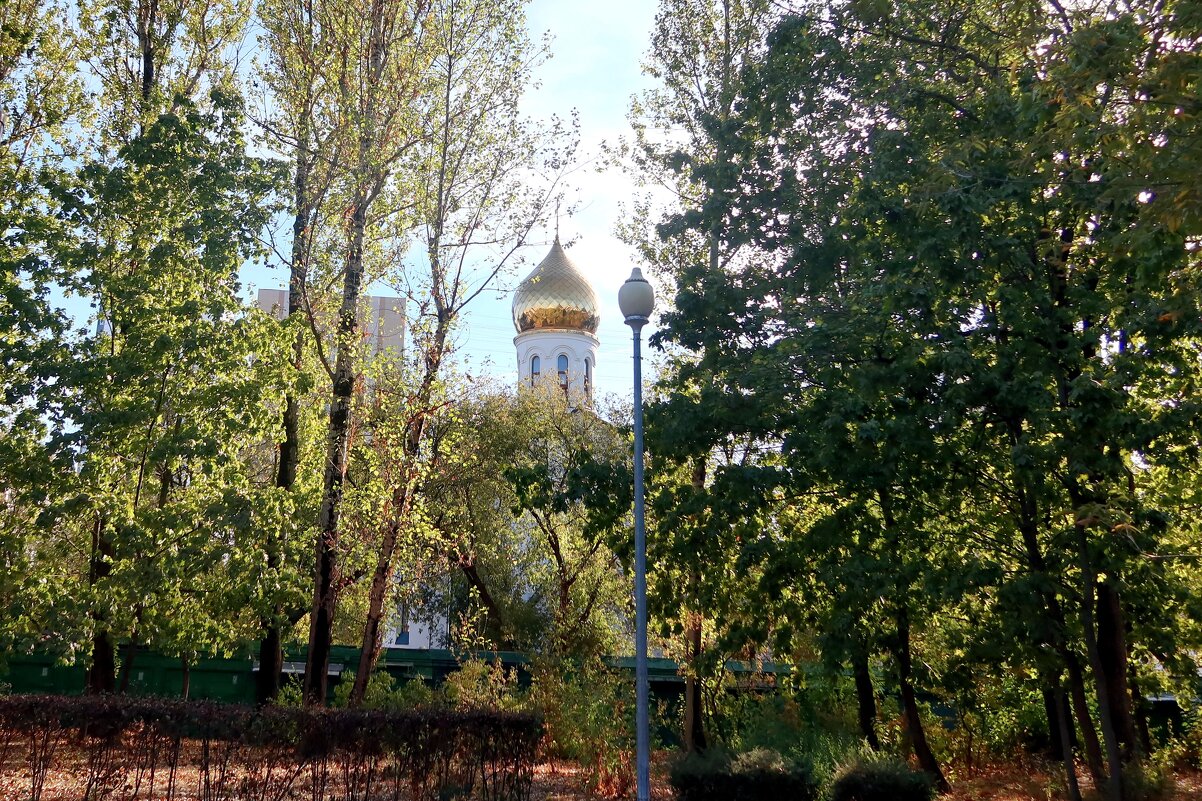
(5, 744, 1202, 800)
(527, 759, 672, 801)
(946, 762, 1202, 801)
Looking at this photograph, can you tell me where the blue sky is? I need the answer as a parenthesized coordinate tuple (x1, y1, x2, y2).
(448, 0, 663, 401)
(63, 0, 665, 402)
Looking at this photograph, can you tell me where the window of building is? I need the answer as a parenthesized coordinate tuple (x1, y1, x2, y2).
(394, 604, 410, 646)
(585, 357, 592, 397)
(531, 355, 540, 386)
(558, 354, 569, 394)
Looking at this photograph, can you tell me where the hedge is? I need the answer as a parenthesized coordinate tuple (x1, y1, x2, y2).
(0, 693, 541, 800)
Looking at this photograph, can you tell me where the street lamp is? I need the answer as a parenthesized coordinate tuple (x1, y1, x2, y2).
(619, 267, 654, 801)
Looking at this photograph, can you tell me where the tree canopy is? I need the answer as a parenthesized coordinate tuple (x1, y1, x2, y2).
(637, 0, 1202, 795)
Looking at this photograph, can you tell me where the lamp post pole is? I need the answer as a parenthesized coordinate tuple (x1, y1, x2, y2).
(619, 268, 655, 801)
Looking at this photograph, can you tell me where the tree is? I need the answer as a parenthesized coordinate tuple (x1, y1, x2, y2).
(301, 0, 431, 706)
(648, 0, 1202, 796)
(253, 0, 347, 705)
(503, 388, 633, 656)
(622, 0, 776, 753)
(0, 0, 85, 666)
(345, 0, 574, 704)
(77, 0, 251, 140)
(404, 384, 632, 656)
(47, 92, 287, 692)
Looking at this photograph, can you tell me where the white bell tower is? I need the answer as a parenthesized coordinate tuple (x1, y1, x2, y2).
(512, 237, 600, 402)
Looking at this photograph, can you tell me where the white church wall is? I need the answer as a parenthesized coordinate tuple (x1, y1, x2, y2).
(514, 329, 600, 401)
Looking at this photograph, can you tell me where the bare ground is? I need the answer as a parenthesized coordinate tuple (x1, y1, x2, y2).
(3, 745, 1202, 800)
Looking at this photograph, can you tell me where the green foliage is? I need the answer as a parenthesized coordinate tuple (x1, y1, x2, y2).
(530, 656, 635, 797)
(948, 674, 1052, 763)
(393, 676, 437, 709)
(0, 0, 576, 709)
(707, 677, 860, 757)
(693, 681, 864, 788)
(326, 671, 440, 712)
(276, 677, 305, 708)
(638, 0, 1202, 790)
(828, 752, 934, 801)
(419, 386, 632, 656)
(0, 0, 86, 666)
(38, 90, 289, 665)
(0, 79, 293, 678)
(669, 747, 819, 801)
(1122, 759, 1175, 801)
(442, 658, 522, 711)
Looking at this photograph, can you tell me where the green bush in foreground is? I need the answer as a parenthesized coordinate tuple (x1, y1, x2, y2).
(669, 747, 820, 801)
(828, 752, 934, 801)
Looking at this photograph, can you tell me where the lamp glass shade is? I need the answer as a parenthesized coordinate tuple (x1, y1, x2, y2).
(618, 268, 655, 320)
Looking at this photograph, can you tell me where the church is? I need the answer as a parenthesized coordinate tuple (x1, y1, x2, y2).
(511, 236, 601, 402)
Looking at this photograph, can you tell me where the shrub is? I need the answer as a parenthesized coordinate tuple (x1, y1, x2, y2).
(331, 668, 427, 711)
(1123, 758, 1174, 801)
(444, 657, 522, 710)
(828, 752, 934, 801)
(669, 747, 819, 801)
(531, 656, 634, 797)
(394, 674, 436, 708)
(0, 693, 541, 801)
(276, 675, 305, 707)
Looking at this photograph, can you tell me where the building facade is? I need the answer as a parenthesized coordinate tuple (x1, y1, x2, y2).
(255, 289, 404, 359)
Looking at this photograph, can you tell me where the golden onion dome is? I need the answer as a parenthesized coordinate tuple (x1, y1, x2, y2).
(511, 238, 600, 334)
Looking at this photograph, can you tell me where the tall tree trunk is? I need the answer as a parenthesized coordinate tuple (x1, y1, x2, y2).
(1043, 686, 1075, 760)
(349, 299, 450, 705)
(350, 510, 405, 701)
(1073, 511, 1125, 801)
(88, 632, 116, 694)
(1063, 476, 1125, 799)
(256, 623, 283, 706)
(460, 558, 505, 641)
(118, 640, 138, 693)
(258, 124, 312, 706)
(684, 611, 707, 753)
(303, 192, 368, 705)
(852, 647, 880, 750)
(1012, 470, 1106, 782)
(1056, 686, 1084, 801)
(1128, 668, 1152, 756)
(87, 516, 116, 694)
(684, 459, 707, 753)
(1082, 587, 1125, 801)
(136, 0, 158, 111)
(180, 657, 191, 700)
(1047, 224, 1122, 797)
(1060, 649, 1105, 784)
(874, 487, 947, 791)
(305, 0, 396, 705)
(1097, 581, 1138, 759)
(892, 606, 950, 794)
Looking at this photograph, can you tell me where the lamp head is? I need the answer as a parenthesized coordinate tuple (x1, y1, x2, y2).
(618, 267, 655, 327)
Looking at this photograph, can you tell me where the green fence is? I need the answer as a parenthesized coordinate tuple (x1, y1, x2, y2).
(0, 646, 726, 704)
